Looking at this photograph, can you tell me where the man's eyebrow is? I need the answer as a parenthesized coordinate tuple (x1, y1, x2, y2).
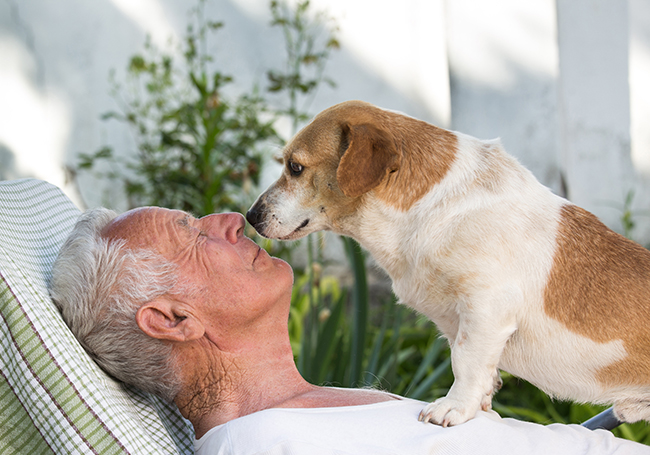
(175, 214, 193, 232)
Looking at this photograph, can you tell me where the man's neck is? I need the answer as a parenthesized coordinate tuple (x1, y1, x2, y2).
(175, 338, 313, 439)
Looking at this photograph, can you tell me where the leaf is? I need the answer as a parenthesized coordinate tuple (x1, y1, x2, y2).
(302, 54, 319, 65)
(311, 290, 346, 383)
(100, 111, 122, 121)
(327, 37, 340, 49)
(189, 71, 207, 96)
(362, 304, 392, 384)
(493, 403, 554, 424)
(342, 237, 368, 387)
(128, 55, 148, 73)
(207, 21, 224, 30)
(407, 336, 447, 391)
(407, 357, 451, 400)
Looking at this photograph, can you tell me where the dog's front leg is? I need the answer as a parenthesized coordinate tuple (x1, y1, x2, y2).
(419, 313, 516, 427)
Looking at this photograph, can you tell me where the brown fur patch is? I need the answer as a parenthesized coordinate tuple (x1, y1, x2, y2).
(544, 204, 650, 387)
(336, 123, 399, 198)
(371, 115, 458, 212)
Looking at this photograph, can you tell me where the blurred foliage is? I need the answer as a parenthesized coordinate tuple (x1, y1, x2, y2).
(72, 0, 648, 445)
(601, 189, 650, 242)
(267, 0, 339, 136)
(75, 0, 278, 216)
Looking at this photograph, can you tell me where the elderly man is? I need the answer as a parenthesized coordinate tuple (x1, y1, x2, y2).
(50, 207, 649, 454)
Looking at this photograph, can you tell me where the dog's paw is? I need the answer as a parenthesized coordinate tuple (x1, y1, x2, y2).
(418, 397, 478, 427)
(479, 371, 502, 411)
(480, 393, 493, 412)
(613, 399, 650, 424)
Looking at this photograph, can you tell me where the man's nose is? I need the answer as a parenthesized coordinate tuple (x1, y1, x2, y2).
(201, 213, 245, 243)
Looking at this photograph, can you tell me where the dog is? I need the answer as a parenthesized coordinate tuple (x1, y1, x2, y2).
(246, 100, 650, 427)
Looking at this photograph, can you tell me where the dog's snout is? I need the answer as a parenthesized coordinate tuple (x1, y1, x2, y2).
(246, 205, 264, 228)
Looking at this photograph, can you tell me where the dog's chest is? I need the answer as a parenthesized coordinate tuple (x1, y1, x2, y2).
(392, 254, 468, 334)
(363, 228, 468, 337)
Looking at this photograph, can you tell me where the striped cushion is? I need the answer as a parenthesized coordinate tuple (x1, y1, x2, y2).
(0, 179, 193, 454)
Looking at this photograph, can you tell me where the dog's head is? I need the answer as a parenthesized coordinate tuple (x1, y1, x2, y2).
(246, 101, 402, 240)
(247, 100, 457, 240)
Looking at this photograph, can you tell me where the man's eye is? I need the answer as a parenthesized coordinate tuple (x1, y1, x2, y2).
(288, 160, 304, 176)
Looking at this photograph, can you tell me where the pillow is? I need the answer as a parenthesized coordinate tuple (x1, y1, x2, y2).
(0, 179, 193, 454)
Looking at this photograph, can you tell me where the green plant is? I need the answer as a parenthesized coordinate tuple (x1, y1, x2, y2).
(76, 0, 278, 216)
(601, 190, 650, 240)
(289, 256, 454, 396)
(267, 0, 339, 136)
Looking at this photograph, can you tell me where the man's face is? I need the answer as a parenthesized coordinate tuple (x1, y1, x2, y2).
(102, 207, 294, 346)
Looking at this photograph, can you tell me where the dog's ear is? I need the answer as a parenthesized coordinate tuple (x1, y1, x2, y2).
(337, 123, 399, 198)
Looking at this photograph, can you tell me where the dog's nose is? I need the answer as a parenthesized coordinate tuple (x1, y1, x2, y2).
(246, 206, 263, 228)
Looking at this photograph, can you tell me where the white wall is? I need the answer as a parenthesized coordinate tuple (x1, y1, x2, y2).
(446, 0, 562, 194)
(557, 0, 633, 232)
(1, 0, 650, 241)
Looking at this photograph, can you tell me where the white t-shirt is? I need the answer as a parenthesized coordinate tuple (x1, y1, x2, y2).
(195, 398, 649, 454)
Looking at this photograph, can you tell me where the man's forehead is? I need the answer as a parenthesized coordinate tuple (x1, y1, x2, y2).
(101, 207, 188, 248)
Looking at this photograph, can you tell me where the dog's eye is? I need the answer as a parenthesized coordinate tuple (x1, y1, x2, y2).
(288, 160, 304, 176)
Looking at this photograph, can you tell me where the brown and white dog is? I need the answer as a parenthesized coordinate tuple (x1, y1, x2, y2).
(246, 100, 650, 427)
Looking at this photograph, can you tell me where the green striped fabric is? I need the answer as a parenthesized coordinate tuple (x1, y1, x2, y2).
(0, 179, 194, 454)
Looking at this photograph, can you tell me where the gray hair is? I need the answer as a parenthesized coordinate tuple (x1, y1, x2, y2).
(50, 208, 181, 402)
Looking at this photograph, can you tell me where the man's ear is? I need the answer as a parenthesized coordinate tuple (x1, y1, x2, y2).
(135, 299, 205, 342)
(336, 123, 399, 198)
